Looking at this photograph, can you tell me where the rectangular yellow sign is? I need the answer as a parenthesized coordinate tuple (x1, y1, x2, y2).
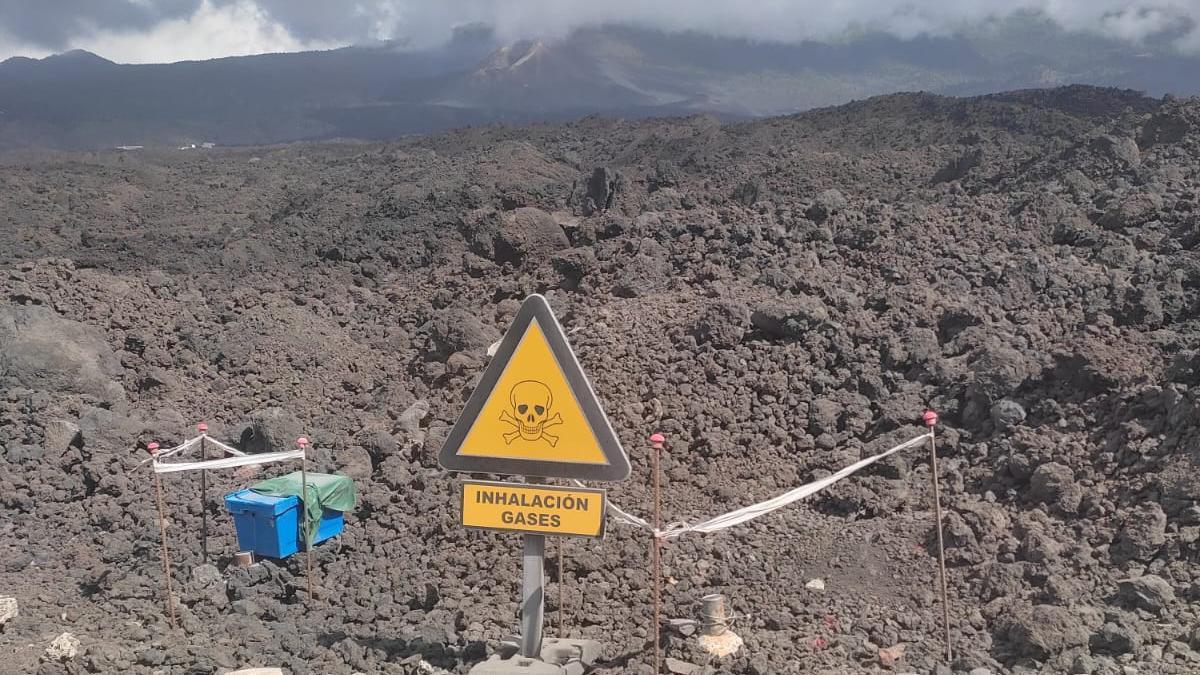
(461, 480, 606, 538)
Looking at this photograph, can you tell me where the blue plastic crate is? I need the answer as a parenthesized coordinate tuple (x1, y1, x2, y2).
(224, 489, 344, 559)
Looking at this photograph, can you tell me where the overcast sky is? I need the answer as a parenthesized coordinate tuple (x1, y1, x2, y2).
(1, 0, 1198, 63)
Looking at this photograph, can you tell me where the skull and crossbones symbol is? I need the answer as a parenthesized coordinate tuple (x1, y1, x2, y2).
(500, 380, 563, 446)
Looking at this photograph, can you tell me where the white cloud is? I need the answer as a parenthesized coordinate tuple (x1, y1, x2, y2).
(0, 33, 53, 62)
(2, 0, 1199, 63)
(463, 0, 1200, 52)
(1042, 1, 1195, 45)
(1174, 23, 1200, 52)
(353, 1, 1200, 54)
(68, 0, 334, 64)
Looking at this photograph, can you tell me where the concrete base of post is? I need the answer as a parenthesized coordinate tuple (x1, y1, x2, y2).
(697, 631, 743, 658)
(468, 638, 602, 675)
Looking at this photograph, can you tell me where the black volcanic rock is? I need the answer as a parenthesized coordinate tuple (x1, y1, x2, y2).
(0, 305, 125, 403)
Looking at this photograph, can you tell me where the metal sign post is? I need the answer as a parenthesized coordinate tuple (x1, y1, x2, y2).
(519, 475, 546, 659)
(521, 529, 545, 658)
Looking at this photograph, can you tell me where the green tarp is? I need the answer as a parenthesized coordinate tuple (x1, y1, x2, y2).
(250, 471, 355, 544)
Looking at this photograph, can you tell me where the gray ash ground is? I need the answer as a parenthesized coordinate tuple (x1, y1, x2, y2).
(2, 85, 1200, 674)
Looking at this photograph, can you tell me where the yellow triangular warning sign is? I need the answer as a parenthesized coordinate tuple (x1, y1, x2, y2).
(458, 320, 607, 464)
(439, 295, 630, 481)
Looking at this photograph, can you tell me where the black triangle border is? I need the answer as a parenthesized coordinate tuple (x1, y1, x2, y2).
(438, 294, 631, 481)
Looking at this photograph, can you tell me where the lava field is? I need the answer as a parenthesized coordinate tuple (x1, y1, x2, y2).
(1, 85, 1199, 674)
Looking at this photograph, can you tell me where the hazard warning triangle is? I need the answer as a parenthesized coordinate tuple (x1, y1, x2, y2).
(438, 294, 630, 481)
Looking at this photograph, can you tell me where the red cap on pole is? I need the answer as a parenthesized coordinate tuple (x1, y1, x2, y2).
(147, 442, 160, 454)
(296, 437, 309, 448)
(649, 433, 665, 449)
(923, 410, 939, 427)
(197, 422, 208, 433)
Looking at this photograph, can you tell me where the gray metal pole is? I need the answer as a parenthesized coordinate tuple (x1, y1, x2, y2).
(521, 532, 546, 658)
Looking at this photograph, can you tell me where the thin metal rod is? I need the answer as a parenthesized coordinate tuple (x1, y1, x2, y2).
(153, 472, 177, 628)
(557, 539, 565, 637)
(300, 453, 315, 600)
(199, 434, 208, 562)
(651, 439, 662, 675)
(929, 425, 952, 662)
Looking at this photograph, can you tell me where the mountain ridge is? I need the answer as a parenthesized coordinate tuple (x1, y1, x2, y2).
(1, 23, 1198, 150)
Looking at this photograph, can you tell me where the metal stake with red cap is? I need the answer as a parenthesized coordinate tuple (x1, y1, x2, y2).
(197, 422, 209, 562)
(649, 432, 665, 675)
(925, 410, 952, 662)
(297, 437, 315, 600)
(148, 442, 177, 628)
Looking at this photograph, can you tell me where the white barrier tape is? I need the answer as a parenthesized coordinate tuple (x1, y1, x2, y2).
(155, 435, 246, 459)
(135, 434, 250, 471)
(153, 449, 304, 474)
(151, 436, 202, 460)
(203, 437, 246, 457)
(663, 433, 931, 537)
(587, 432, 932, 539)
(604, 498, 653, 531)
(131, 440, 197, 471)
